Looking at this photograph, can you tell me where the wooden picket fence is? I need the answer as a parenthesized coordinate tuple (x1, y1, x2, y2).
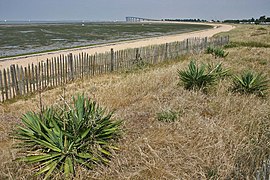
(0, 36, 229, 102)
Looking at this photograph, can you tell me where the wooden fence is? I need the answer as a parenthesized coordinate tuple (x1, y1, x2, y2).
(0, 36, 229, 102)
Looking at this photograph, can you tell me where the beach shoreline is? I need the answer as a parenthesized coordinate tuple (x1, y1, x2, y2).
(0, 22, 234, 69)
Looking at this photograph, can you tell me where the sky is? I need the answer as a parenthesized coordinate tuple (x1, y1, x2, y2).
(0, 0, 269, 21)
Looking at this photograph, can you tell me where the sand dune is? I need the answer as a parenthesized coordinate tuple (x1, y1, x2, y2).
(0, 22, 234, 69)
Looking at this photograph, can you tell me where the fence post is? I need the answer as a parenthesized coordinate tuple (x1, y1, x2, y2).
(204, 37, 208, 48)
(165, 43, 168, 60)
(31, 63, 35, 92)
(3, 69, 8, 100)
(135, 48, 140, 61)
(186, 39, 189, 53)
(0, 70, 4, 102)
(35, 65, 38, 92)
(20, 66, 25, 95)
(25, 67, 29, 94)
(46, 59, 49, 87)
(111, 48, 114, 72)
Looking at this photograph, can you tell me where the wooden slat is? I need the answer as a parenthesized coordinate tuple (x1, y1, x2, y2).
(3, 69, 9, 100)
(0, 70, 4, 102)
(35, 65, 38, 91)
(31, 63, 35, 92)
(16, 65, 21, 95)
(86, 53, 90, 76)
(62, 55, 65, 84)
(74, 55, 77, 78)
(45, 59, 48, 87)
(57, 57, 60, 85)
(6, 68, 11, 99)
(38, 62, 41, 90)
(51, 58, 53, 86)
(65, 55, 68, 83)
(25, 67, 29, 94)
(54, 58, 57, 86)
(41, 62, 44, 90)
(10, 65, 19, 96)
(21, 66, 26, 95)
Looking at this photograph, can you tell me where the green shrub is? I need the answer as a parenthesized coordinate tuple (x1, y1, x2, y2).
(134, 58, 148, 69)
(206, 46, 229, 58)
(232, 72, 269, 97)
(157, 110, 178, 122)
(206, 46, 215, 54)
(213, 48, 229, 58)
(178, 60, 217, 91)
(14, 94, 122, 179)
(207, 62, 230, 78)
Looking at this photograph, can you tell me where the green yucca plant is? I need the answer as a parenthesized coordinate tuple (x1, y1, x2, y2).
(206, 46, 229, 58)
(232, 72, 269, 97)
(14, 94, 122, 179)
(207, 62, 230, 78)
(206, 46, 215, 54)
(178, 60, 217, 91)
(213, 48, 229, 58)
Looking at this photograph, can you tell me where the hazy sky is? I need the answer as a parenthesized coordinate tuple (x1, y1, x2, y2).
(0, 0, 269, 21)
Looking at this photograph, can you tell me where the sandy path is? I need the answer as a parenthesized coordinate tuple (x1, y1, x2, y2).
(0, 22, 234, 69)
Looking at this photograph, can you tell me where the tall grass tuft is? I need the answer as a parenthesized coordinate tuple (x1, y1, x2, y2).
(13, 94, 122, 179)
(232, 72, 269, 97)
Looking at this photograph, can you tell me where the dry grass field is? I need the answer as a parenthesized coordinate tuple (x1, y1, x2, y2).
(0, 24, 270, 179)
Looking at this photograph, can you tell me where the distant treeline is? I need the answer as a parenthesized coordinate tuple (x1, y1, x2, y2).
(223, 16, 270, 24)
(163, 19, 208, 22)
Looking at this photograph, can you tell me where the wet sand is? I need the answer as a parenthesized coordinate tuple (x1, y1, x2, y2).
(0, 22, 234, 69)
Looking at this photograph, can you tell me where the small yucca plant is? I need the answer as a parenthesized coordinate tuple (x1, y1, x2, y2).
(206, 46, 215, 54)
(178, 60, 217, 91)
(207, 62, 230, 78)
(14, 94, 122, 179)
(206, 46, 228, 58)
(232, 72, 269, 97)
(213, 48, 229, 58)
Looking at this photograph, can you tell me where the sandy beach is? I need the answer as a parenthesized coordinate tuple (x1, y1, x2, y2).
(0, 22, 234, 69)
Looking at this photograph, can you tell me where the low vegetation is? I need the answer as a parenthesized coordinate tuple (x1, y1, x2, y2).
(156, 110, 178, 122)
(13, 94, 121, 179)
(232, 71, 269, 97)
(207, 62, 230, 78)
(216, 24, 270, 48)
(206, 46, 229, 58)
(0, 24, 270, 179)
(178, 60, 228, 92)
(178, 60, 216, 91)
(178, 60, 269, 97)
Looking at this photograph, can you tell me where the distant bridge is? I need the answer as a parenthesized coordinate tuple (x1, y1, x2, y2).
(126, 17, 159, 22)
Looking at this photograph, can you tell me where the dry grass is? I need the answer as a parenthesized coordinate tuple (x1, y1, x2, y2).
(216, 24, 270, 46)
(0, 24, 270, 179)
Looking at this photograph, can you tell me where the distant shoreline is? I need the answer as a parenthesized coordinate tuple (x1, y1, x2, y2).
(0, 21, 211, 58)
(0, 20, 126, 25)
(0, 22, 234, 69)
